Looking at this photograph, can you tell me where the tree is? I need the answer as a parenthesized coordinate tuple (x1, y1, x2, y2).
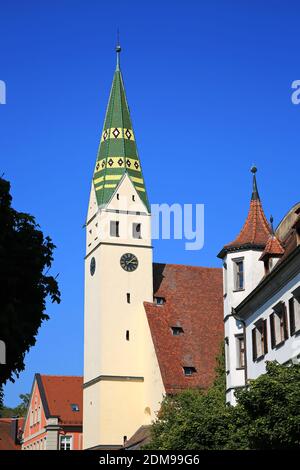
(0, 177, 60, 405)
(232, 362, 300, 449)
(144, 357, 300, 450)
(143, 343, 233, 450)
(0, 393, 30, 418)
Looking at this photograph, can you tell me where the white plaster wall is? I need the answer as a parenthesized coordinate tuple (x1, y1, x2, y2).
(83, 175, 165, 449)
(224, 249, 266, 404)
(245, 272, 300, 380)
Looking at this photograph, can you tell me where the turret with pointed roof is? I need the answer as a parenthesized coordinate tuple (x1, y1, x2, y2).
(92, 45, 150, 212)
(218, 167, 272, 258)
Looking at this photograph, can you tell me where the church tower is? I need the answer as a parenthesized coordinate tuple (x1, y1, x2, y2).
(83, 46, 164, 449)
(218, 167, 272, 404)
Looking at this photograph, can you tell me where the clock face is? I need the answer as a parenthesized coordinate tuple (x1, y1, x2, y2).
(90, 257, 96, 276)
(120, 253, 138, 272)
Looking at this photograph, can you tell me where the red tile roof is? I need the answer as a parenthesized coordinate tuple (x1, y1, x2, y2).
(259, 235, 284, 261)
(0, 419, 21, 450)
(144, 263, 223, 394)
(219, 171, 272, 258)
(39, 375, 83, 425)
(224, 199, 271, 252)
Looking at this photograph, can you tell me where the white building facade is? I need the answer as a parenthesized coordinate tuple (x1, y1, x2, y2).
(235, 203, 300, 382)
(219, 169, 300, 404)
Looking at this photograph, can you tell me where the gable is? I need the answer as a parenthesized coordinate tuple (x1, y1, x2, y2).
(106, 173, 149, 213)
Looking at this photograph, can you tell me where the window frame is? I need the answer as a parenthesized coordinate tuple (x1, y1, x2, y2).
(270, 302, 288, 349)
(289, 287, 300, 336)
(60, 435, 72, 451)
(132, 222, 142, 239)
(236, 334, 245, 369)
(183, 366, 197, 376)
(233, 257, 245, 291)
(110, 220, 120, 238)
(252, 319, 268, 361)
(171, 326, 184, 336)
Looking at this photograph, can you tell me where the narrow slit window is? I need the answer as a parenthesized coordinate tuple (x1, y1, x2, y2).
(126, 330, 130, 341)
(127, 293, 131, 304)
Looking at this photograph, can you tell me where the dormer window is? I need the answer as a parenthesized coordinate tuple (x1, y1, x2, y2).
(154, 297, 165, 306)
(171, 326, 184, 336)
(70, 403, 79, 412)
(183, 366, 197, 376)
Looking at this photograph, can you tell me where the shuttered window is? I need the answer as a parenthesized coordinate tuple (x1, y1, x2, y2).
(270, 302, 288, 348)
(252, 320, 268, 361)
(289, 295, 300, 336)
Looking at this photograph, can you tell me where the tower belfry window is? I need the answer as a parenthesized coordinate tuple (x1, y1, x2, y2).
(133, 223, 141, 239)
(110, 221, 120, 237)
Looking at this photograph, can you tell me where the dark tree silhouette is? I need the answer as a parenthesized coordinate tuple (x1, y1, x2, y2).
(0, 177, 60, 405)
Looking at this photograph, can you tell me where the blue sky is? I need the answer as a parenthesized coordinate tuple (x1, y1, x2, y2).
(1, 0, 300, 406)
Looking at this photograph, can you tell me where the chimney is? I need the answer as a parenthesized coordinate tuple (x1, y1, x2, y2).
(10, 417, 20, 444)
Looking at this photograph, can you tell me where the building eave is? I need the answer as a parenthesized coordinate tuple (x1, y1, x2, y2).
(217, 243, 266, 259)
(235, 245, 300, 318)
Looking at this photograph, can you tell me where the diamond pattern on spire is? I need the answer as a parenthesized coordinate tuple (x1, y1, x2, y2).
(125, 129, 132, 140)
(112, 128, 120, 138)
(92, 58, 150, 212)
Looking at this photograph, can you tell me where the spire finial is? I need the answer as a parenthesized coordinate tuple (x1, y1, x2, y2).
(250, 165, 260, 201)
(116, 29, 121, 70)
(270, 215, 274, 234)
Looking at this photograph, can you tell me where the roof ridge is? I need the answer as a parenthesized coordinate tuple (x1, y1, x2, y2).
(153, 262, 222, 270)
(40, 374, 83, 379)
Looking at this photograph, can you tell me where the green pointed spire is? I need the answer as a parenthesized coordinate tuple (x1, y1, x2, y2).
(92, 46, 150, 212)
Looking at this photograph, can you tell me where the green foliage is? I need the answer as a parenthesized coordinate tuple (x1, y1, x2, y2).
(144, 343, 230, 450)
(145, 357, 300, 450)
(0, 178, 60, 404)
(232, 362, 300, 449)
(0, 393, 30, 417)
